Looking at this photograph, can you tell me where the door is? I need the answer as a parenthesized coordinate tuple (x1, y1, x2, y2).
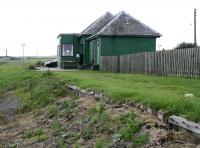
(97, 45, 100, 65)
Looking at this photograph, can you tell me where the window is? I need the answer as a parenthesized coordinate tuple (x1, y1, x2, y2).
(62, 44, 73, 56)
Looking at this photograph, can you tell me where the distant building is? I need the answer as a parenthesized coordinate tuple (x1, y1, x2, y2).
(57, 11, 161, 69)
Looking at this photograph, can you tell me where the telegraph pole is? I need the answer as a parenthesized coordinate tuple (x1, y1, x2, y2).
(21, 43, 25, 59)
(194, 8, 197, 47)
(6, 49, 7, 57)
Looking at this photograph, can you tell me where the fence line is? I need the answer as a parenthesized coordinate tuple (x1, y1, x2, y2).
(100, 48, 200, 77)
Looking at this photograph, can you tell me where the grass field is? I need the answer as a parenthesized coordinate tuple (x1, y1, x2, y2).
(56, 69, 200, 122)
(1, 60, 200, 122)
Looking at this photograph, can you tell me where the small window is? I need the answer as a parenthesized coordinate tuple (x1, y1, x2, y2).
(62, 44, 73, 56)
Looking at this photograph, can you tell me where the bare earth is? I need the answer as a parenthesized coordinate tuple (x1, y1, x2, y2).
(0, 94, 199, 147)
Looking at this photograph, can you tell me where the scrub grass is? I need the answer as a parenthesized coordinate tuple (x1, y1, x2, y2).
(0, 59, 66, 111)
(1, 60, 200, 122)
(56, 71, 200, 122)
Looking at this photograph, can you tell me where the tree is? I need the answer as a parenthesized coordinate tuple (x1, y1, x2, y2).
(174, 42, 197, 49)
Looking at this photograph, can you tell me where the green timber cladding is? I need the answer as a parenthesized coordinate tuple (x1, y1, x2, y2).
(57, 34, 80, 69)
(57, 11, 161, 69)
(89, 36, 156, 64)
(80, 36, 90, 65)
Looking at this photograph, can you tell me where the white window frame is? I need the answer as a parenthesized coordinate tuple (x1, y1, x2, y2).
(62, 44, 73, 56)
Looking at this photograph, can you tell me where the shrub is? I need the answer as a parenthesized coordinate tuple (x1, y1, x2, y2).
(114, 112, 140, 141)
(42, 70, 54, 77)
(60, 99, 76, 110)
(174, 42, 197, 49)
(51, 121, 62, 136)
(23, 131, 33, 139)
(20, 75, 67, 111)
(28, 64, 36, 70)
(35, 61, 45, 67)
(57, 139, 67, 148)
(47, 105, 58, 117)
(36, 128, 48, 142)
(96, 136, 110, 148)
(37, 134, 48, 142)
(132, 133, 149, 147)
(81, 127, 92, 140)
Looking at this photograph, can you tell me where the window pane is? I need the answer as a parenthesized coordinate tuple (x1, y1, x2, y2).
(62, 44, 73, 56)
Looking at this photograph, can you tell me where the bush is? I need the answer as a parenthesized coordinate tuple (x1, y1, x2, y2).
(81, 127, 93, 140)
(35, 128, 48, 142)
(133, 133, 149, 147)
(47, 105, 58, 117)
(96, 136, 110, 148)
(28, 64, 36, 70)
(57, 139, 67, 148)
(51, 120, 62, 136)
(114, 112, 140, 141)
(23, 131, 33, 139)
(35, 61, 45, 67)
(42, 70, 54, 77)
(174, 42, 197, 49)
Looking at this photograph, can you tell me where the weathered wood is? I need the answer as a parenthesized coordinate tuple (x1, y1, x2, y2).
(169, 115, 200, 135)
(100, 48, 200, 77)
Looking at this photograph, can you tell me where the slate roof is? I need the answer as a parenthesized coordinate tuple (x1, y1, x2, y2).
(80, 12, 114, 35)
(88, 11, 161, 39)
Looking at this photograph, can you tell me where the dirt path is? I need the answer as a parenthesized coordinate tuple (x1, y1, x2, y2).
(0, 93, 19, 119)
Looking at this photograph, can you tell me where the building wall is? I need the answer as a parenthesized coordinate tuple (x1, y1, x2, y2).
(80, 36, 90, 65)
(57, 34, 80, 69)
(100, 36, 156, 56)
(89, 38, 101, 65)
(89, 36, 156, 66)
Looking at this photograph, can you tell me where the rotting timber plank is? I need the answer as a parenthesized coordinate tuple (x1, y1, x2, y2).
(68, 84, 200, 144)
(169, 115, 200, 139)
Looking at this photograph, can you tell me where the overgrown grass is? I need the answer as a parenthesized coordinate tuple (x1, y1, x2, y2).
(83, 102, 147, 147)
(56, 70, 200, 122)
(1, 60, 200, 122)
(0, 59, 66, 111)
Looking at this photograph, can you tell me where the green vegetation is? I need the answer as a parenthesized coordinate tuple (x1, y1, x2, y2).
(36, 128, 48, 142)
(81, 127, 93, 140)
(95, 136, 110, 148)
(47, 105, 59, 117)
(0, 59, 200, 123)
(0, 60, 67, 112)
(0, 60, 148, 146)
(56, 70, 200, 122)
(174, 42, 197, 49)
(16, 73, 66, 111)
(51, 120, 62, 136)
(22, 128, 48, 142)
(23, 131, 33, 139)
(81, 102, 146, 147)
(0, 111, 6, 123)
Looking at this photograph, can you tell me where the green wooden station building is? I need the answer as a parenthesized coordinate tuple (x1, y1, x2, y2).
(57, 11, 161, 69)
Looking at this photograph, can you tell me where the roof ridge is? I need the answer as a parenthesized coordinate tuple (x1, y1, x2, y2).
(89, 11, 161, 38)
(96, 11, 123, 34)
(80, 11, 113, 35)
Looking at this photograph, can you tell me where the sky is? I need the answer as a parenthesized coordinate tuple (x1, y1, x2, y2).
(0, 0, 199, 56)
